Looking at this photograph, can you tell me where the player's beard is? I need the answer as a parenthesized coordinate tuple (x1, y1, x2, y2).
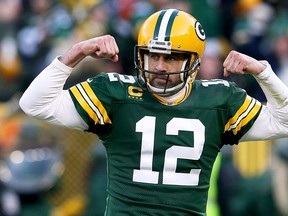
(149, 74, 181, 89)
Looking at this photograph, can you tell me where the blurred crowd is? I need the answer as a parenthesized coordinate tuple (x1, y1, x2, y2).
(0, 0, 287, 102)
(1, 0, 288, 215)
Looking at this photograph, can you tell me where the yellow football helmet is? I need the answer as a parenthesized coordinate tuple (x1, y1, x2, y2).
(134, 9, 206, 97)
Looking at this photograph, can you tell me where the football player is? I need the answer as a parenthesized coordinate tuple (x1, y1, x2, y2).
(19, 9, 288, 215)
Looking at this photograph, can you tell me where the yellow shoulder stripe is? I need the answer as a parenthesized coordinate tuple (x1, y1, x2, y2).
(70, 82, 111, 125)
(232, 100, 261, 134)
(225, 96, 261, 135)
(225, 96, 252, 129)
(81, 82, 111, 124)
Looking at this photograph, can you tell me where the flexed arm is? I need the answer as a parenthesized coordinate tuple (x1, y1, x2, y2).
(223, 50, 288, 140)
(19, 35, 119, 130)
(59, 35, 119, 67)
(223, 50, 288, 107)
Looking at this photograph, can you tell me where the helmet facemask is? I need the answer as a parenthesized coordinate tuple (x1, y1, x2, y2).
(135, 45, 201, 97)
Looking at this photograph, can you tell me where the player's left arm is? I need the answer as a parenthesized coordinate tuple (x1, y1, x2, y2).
(223, 50, 288, 141)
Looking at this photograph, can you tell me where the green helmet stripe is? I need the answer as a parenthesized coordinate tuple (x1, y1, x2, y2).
(164, 10, 179, 41)
(153, 9, 179, 41)
(153, 10, 166, 40)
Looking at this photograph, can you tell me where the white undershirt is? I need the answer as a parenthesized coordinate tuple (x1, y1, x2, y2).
(19, 57, 88, 130)
(19, 57, 288, 141)
(241, 61, 288, 141)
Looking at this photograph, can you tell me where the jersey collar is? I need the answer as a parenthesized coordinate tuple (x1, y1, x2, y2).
(152, 81, 193, 106)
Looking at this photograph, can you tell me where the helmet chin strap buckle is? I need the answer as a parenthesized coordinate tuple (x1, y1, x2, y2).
(148, 40, 172, 54)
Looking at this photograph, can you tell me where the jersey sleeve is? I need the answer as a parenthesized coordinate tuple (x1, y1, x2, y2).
(222, 82, 262, 144)
(68, 73, 114, 133)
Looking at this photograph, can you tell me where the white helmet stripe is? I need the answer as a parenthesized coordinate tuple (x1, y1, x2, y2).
(158, 9, 176, 41)
(153, 9, 179, 42)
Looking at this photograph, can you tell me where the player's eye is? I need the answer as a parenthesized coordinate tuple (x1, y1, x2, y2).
(148, 53, 160, 61)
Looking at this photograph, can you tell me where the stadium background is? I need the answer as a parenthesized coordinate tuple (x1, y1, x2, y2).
(0, 0, 288, 215)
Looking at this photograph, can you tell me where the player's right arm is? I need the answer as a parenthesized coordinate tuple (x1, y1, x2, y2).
(19, 35, 119, 130)
(59, 35, 119, 67)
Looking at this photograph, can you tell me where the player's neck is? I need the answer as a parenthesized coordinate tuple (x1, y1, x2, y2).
(153, 82, 192, 106)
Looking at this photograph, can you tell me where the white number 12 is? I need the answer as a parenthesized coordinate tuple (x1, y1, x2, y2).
(133, 116, 205, 186)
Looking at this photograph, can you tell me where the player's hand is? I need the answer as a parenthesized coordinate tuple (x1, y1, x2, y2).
(59, 35, 119, 67)
(79, 35, 119, 62)
(223, 50, 266, 77)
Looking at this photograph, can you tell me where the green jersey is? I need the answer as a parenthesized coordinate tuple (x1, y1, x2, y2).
(69, 72, 262, 215)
